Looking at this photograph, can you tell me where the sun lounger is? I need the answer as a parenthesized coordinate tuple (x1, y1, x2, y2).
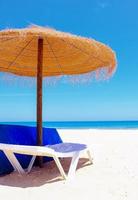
(0, 142, 92, 179)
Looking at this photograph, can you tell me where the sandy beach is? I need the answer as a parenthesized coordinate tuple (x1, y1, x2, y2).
(0, 129, 138, 200)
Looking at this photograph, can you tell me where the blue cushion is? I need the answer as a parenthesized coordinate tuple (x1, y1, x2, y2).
(0, 124, 62, 175)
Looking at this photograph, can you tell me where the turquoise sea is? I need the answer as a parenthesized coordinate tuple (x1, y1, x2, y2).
(0, 121, 138, 129)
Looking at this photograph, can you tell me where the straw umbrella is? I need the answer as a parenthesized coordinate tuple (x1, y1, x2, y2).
(0, 25, 116, 166)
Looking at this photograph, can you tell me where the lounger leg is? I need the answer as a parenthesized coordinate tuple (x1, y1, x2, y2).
(53, 156, 67, 180)
(3, 150, 17, 172)
(87, 149, 93, 164)
(27, 156, 36, 173)
(68, 151, 80, 179)
(3, 150, 25, 174)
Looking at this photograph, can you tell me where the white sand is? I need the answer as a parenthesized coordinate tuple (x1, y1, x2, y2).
(0, 129, 138, 200)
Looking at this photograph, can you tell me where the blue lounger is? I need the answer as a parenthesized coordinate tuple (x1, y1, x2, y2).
(0, 124, 62, 175)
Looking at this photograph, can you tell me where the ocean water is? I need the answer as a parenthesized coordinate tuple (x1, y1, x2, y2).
(0, 121, 138, 129)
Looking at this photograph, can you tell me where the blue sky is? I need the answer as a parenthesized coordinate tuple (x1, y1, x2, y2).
(0, 0, 138, 121)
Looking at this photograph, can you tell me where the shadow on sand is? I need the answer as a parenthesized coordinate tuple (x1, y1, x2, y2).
(0, 158, 92, 188)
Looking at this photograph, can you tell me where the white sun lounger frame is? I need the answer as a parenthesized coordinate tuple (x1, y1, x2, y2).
(0, 143, 92, 180)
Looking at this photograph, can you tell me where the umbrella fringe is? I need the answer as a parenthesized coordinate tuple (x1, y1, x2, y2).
(0, 66, 116, 87)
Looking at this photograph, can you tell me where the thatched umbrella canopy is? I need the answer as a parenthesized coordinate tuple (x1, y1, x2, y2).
(0, 25, 116, 77)
(0, 25, 116, 165)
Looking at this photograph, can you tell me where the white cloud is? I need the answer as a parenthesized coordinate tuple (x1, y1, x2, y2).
(98, 1, 110, 9)
(0, 93, 34, 97)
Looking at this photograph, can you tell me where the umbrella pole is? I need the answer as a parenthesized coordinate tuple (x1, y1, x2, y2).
(37, 37, 43, 167)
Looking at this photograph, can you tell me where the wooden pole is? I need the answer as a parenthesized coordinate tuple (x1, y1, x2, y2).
(37, 37, 43, 167)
